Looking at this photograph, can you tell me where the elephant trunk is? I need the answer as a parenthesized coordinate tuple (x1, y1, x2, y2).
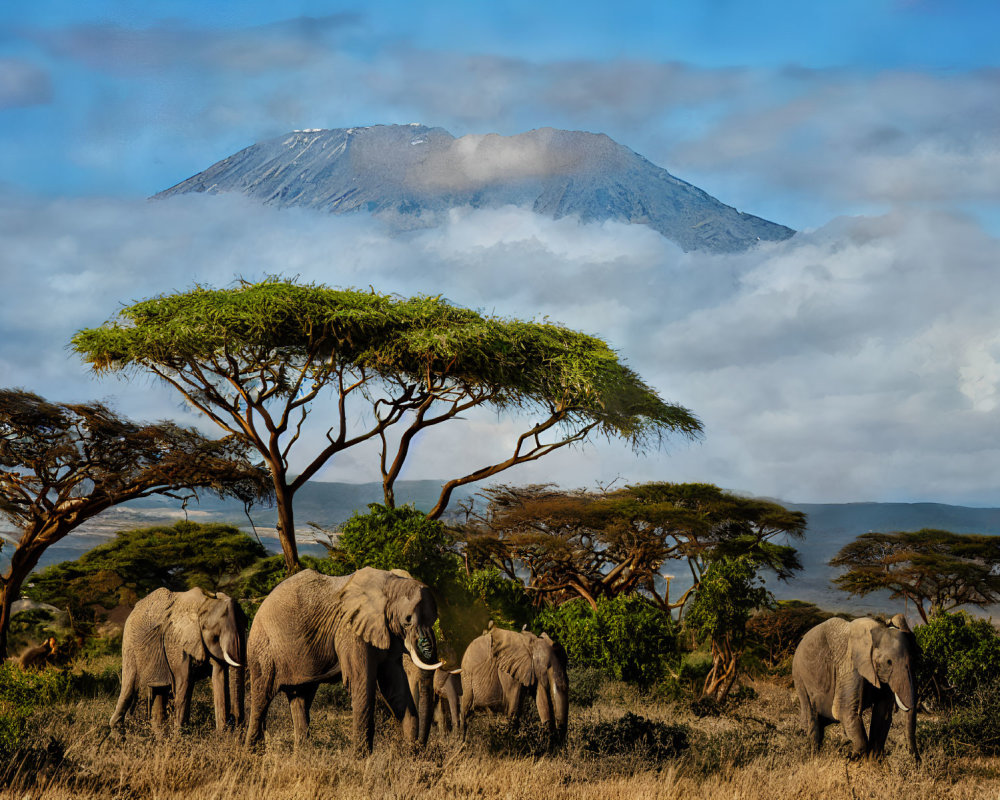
(405, 627, 442, 672)
(417, 665, 434, 745)
(889, 665, 919, 762)
(552, 674, 569, 743)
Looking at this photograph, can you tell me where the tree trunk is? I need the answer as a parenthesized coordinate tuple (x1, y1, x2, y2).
(0, 545, 44, 659)
(273, 482, 300, 574)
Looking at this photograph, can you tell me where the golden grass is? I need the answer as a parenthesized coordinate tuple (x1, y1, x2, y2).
(2, 677, 998, 800)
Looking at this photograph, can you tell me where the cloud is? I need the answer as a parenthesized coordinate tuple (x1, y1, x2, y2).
(3, 192, 1000, 505)
(0, 58, 51, 108)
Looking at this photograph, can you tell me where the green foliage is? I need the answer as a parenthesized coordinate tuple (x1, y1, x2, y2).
(536, 595, 678, 687)
(458, 568, 536, 631)
(830, 529, 1000, 622)
(578, 713, 690, 761)
(26, 521, 268, 614)
(0, 665, 72, 757)
(914, 611, 1000, 707)
(917, 678, 1000, 756)
(685, 556, 773, 649)
(330, 504, 461, 587)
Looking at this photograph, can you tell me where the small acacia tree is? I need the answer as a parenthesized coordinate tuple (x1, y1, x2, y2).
(0, 389, 269, 656)
(73, 279, 700, 573)
(459, 482, 803, 615)
(830, 529, 1000, 623)
(685, 555, 773, 703)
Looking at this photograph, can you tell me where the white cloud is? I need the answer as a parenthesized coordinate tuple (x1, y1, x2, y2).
(3, 193, 1000, 505)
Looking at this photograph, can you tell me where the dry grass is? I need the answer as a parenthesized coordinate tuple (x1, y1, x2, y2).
(2, 677, 998, 800)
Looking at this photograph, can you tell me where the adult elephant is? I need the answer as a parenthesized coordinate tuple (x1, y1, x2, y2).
(792, 614, 918, 762)
(460, 624, 568, 742)
(110, 587, 246, 734)
(245, 567, 441, 753)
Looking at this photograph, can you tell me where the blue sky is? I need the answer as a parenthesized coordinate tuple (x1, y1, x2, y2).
(3, 1, 1000, 507)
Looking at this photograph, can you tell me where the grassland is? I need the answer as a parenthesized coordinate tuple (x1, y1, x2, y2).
(2, 667, 998, 800)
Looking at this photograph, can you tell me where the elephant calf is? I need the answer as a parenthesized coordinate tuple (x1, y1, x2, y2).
(111, 587, 247, 734)
(460, 624, 568, 742)
(403, 659, 463, 735)
(792, 614, 918, 762)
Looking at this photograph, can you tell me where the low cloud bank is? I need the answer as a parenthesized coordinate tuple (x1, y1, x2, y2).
(3, 192, 999, 504)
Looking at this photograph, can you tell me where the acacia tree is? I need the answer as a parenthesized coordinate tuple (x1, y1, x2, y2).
(0, 389, 269, 656)
(830, 529, 1000, 623)
(73, 279, 700, 573)
(459, 482, 804, 615)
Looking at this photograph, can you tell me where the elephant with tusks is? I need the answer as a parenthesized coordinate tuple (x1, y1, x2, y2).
(460, 623, 569, 742)
(245, 567, 441, 753)
(792, 613, 919, 762)
(110, 587, 247, 734)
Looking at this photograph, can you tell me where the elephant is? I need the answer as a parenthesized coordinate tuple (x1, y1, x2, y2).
(459, 624, 569, 742)
(792, 613, 918, 762)
(244, 567, 442, 753)
(110, 587, 246, 734)
(402, 659, 463, 735)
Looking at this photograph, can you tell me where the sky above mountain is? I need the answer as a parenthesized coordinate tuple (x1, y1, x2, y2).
(3, 1, 1000, 506)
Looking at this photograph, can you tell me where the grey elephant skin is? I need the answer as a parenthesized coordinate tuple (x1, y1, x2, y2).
(245, 567, 441, 753)
(460, 626, 568, 742)
(792, 614, 918, 761)
(403, 659, 463, 735)
(110, 587, 246, 733)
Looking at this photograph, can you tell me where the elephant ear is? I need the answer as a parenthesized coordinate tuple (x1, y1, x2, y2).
(490, 627, 536, 687)
(168, 589, 208, 661)
(335, 568, 392, 650)
(848, 619, 881, 688)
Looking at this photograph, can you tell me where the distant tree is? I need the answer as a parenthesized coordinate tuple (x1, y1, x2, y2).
(0, 389, 268, 656)
(26, 521, 268, 615)
(73, 279, 701, 573)
(830, 529, 1000, 623)
(685, 555, 773, 703)
(746, 600, 831, 669)
(459, 482, 804, 615)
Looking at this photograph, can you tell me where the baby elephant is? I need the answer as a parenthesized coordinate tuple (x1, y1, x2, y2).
(460, 624, 568, 742)
(792, 614, 918, 762)
(403, 660, 463, 735)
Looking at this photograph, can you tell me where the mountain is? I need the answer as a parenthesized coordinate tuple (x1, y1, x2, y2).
(155, 124, 795, 253)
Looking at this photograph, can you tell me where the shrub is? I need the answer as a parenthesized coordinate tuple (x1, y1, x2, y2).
(917, 678, 1000, 756)
(483, 718, 557, 757)
(578, 713, 689, 761)
(567, 667, 604, 707)
(536, 595, 678, 688)
(914, 611, 1000, 707)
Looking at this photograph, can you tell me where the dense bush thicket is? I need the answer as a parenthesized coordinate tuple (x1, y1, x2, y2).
(536, 595, 678, 687)
(914, 610, 1000, 707)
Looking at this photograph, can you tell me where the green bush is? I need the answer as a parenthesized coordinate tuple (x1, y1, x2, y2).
(0, 665, 72, 757)
(578, 713, 689, 761)
(917, 678, 1000, 756)
(567, 667, 604, 707)
(914, 611, 1000, 707)
(536, 595, 678, 687)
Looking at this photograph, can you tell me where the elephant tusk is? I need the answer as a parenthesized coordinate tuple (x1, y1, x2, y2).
(449, 668, 462, 675)
(894, 693, 910, 713)
(223, 649, 241, 668)
(407, 648, 443, 672)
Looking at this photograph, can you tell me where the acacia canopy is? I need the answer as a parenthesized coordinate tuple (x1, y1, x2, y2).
(830, 529, 1000, 623)
(0, 388, 269, 655)
(459, 482, 804, 614)
(72, 279, 700, 571)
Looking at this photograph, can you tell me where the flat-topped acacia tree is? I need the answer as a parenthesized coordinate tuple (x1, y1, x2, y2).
(0, 389, 269, 656)
(73, 279, 701, 573)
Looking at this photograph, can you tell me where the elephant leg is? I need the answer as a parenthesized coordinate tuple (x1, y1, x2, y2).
(349, 659, 379, 755)
(174, 675, 194, 732)
(841, 712, 869, 758)
(110, 663, 138, 730)
(150, 688, 169, 735)
(868, 693, 894, 758)
(379, 664, 417, 738)
(245, 661, 275, 747)
(211, 662, 231, 732)
(286, 684, 317, 748)
(796, 683, 824, 754)
(504, 684, 525, 722)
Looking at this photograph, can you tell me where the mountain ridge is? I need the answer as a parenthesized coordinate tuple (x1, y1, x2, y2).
(155, 124, 795, 253)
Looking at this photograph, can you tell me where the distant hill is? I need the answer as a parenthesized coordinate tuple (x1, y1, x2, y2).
(155, 124, 795, 253)
(10, 485, 1000, 619)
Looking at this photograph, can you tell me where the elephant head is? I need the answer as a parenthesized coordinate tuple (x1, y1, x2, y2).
(193, 590, 245, 669)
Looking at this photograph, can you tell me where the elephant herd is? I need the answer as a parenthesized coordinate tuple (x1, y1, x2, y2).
(110, 567, 569, 753)
(109, 565, 919, 762)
